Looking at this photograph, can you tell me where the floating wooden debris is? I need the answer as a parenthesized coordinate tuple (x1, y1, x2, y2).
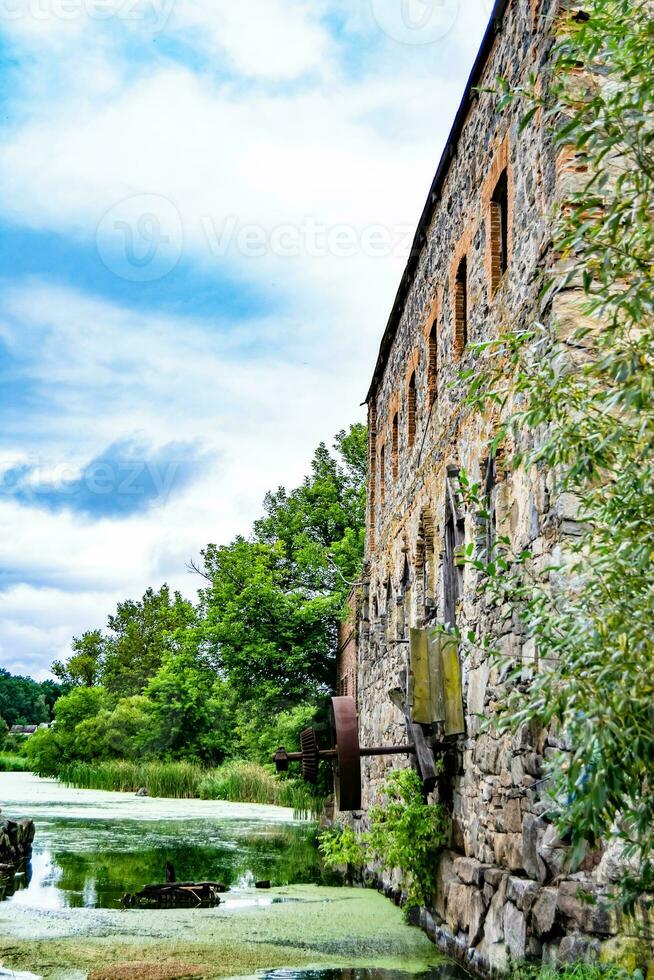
(122, 882, 226, 909)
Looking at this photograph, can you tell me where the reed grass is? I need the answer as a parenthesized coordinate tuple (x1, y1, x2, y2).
(59, 759, 321, 814)
(198, 760, 319, 813)
(60, 760, 202, 799)
(0, 752, 31, 772)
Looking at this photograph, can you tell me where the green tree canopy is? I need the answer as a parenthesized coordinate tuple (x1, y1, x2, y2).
(52, 630, 105, 688)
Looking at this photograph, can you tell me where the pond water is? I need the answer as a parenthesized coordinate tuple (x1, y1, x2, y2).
(0, 774, 469, 980)
(1, 773, 327, 909)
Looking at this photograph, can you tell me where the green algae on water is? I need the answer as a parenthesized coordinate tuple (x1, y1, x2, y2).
(0, 886, 448, 980)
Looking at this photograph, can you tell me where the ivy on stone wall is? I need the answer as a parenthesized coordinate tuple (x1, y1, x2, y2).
(319, 769, 450, 912)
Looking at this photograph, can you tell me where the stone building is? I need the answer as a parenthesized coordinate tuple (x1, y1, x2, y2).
(356, 0, 639, 972)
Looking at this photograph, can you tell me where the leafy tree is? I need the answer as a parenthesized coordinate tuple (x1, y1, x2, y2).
(142, 652, 229, 764)
(102, 585, 196, 696)
(194, 538, 337, 711)
(25, 686, 108, 775)
(73, 696, 152, 762)
(254, 424, 367, 597)
(463, 0, 654, 904)
(39, 679, 64, 717)
(192, 424, 367, 716)
(52, 630, 105, 688)
(53, 686, 108, 735)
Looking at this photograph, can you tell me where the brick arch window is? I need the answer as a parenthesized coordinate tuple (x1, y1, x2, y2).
(454, 257, 468, 355)
(391, 411, 399, 478)
(407, 371, 416, 449)
(490, 168, 509, 293)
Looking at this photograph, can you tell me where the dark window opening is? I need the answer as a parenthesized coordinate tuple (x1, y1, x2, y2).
(379, 445, 386, 506)
(385, 578, 393, 618)
(401, 557, 410, 592)
(483, 454, 498, 561)
(490, 169, 509, 292)
(392, 412, 399, 479)
(407, 371, 416, 449)
(454, 257, 468, 354)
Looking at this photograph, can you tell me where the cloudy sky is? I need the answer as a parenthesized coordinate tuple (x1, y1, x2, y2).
(0, 0, 493, 679)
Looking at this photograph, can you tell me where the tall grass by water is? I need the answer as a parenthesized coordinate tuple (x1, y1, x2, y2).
(0, 752, 31, 772)
(59, 759, 320, 813)
(198, 760, 318, 811)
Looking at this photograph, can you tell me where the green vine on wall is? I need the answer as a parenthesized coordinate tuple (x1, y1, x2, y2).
(319, 769, 450, 911)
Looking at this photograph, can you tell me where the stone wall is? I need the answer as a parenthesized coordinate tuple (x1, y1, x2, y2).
(0, 814, 34, 875)
(356, 0, 648, 973)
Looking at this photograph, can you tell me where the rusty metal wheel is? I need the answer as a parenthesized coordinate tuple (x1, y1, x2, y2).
(331, 696, 362, 811)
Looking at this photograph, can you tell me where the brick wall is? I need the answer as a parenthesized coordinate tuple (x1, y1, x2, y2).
(337, 587, 360, 700)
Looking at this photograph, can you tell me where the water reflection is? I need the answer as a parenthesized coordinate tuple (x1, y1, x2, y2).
(257, 968, 469, 980)
(2, 818, 333, 909)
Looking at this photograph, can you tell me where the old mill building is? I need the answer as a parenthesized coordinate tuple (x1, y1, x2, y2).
(351, 0, 638, 973)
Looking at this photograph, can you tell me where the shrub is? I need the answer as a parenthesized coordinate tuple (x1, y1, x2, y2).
(318, 824, 365, 884)
(25, 728, 63, 777)
(319, 768, 450, 911)
(368, 769, 450, 910)
(510, 965, 630, 980)
(0, 752, 31, 772)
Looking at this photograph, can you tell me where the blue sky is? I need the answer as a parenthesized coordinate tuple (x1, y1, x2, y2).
(0, 0, 492, 679)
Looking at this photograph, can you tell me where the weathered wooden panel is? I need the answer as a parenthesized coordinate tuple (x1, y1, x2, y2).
(440, 637, 465, 736)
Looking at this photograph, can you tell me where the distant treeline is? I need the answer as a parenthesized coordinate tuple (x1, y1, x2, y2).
(0, 668, 62, 728)
(25, 424, 366, 788)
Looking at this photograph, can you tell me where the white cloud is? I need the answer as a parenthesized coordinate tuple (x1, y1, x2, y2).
(169, 0, 332, 80)
(0, 0, 494, 676)
(0, 281, 367, 674)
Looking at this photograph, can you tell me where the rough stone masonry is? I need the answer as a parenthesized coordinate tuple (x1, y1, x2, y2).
(356, 0, 651, 974)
